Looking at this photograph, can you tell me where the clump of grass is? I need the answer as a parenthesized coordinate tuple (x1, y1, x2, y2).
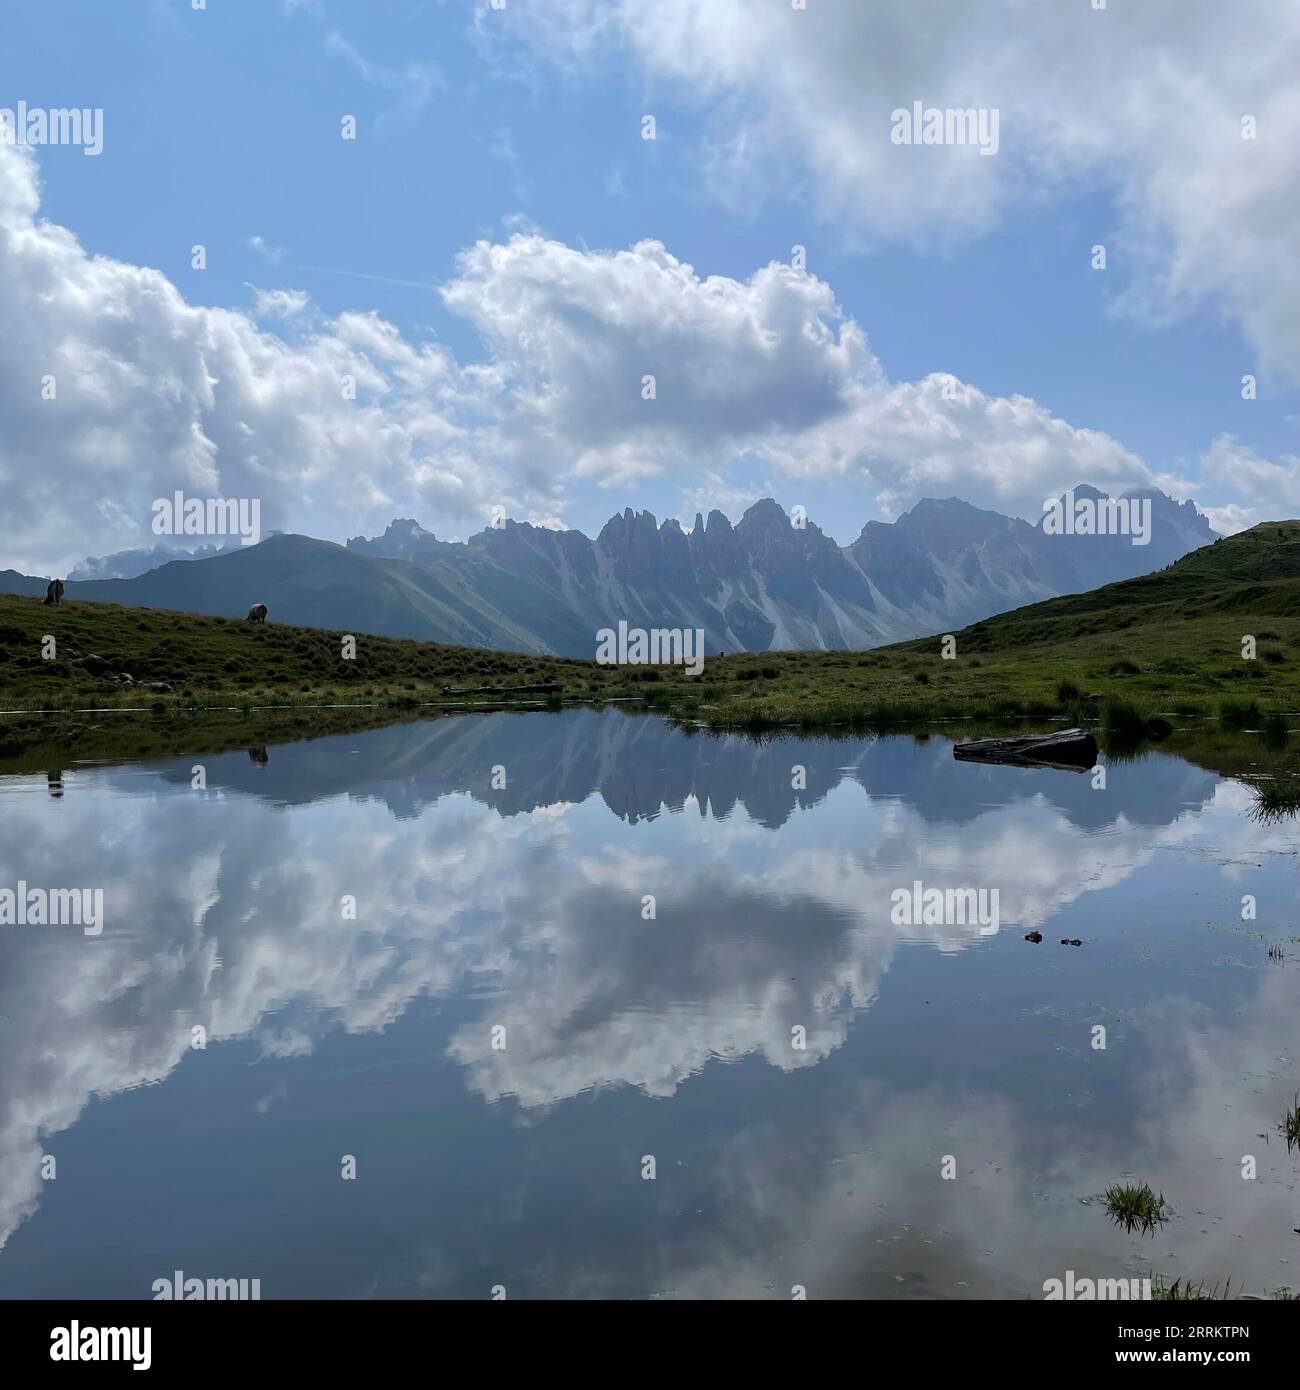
(1250, 782, 1300, 823)
(1103, 1181, 1168, 1236)
(1268, 943, 1285, 962)
(1151, 1276, 1231, 1301)
(1101, 700, 1169, 746)
(1149, 1276, 1295, 1300)
(1281, 1094, 1300, 1153)
(1103, 700, 1148, 735)
(1219, 698, 1261, 730)
(1108, 659, 1141, 676)
(1056, 680, 1081, 703)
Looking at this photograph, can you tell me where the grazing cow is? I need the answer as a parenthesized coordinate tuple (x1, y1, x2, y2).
(247, 602, 268, 624)
(44, 578, 64, 606)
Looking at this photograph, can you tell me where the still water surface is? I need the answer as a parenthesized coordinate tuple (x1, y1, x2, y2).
(0, 710, 1295, 1298)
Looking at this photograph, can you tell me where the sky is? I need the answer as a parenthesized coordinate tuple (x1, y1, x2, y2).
(2, 0, 1299, 574)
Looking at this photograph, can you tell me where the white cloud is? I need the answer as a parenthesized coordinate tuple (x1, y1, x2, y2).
(0, 146, 502, 573)
(244, 234, 285, 264)
(250, 287, 310, 320)
(0, 143, 1208, 573)
(488, 0, 1300, 380)
(439, 232, 1151, 516)
(1197, 433, 1300, 532)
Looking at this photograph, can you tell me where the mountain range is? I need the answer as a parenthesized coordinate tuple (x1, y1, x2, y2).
(0, 485, 1214, 656)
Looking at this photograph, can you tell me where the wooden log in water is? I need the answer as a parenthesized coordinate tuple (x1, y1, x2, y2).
(952, 727, 1098, 771)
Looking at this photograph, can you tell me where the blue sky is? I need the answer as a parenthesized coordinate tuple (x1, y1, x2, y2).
(2, 0, 1298, 570)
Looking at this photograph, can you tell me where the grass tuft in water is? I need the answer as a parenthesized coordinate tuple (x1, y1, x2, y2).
(1151, 1276, 1230, 1301)
(1250, 782, 1300, 823)
(1151, 1274, 1298, 1300)
(1219, 698, 1261, 730)
(1281, 1095, 1300, 1153)
(1103, 1181, 1168, 1236)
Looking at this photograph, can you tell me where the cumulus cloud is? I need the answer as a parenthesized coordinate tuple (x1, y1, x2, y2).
(440, 232, 1150, 513)
(484, 0, 1300, 380)
(250, 286, 311, 320)
(0, 145, 503, 572)
(1196, 434, 1300, 533)
(0, 142, 1191, 573)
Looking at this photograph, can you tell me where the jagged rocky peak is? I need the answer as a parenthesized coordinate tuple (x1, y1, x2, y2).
(895, 496, 1015, 551)
(346, 517, 438, 559)
(597, 507, 658, 548)
(735, 497, 789, 531)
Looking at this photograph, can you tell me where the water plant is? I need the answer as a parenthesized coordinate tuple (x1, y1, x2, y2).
(1219, 698, 1261, 730)
(1103, 1181, 1168, 1235)
(1281, 1094, 1300, 1153)
(1251, 783, 1300, 823)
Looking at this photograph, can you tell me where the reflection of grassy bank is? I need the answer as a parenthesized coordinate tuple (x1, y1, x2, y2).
(5, 700, 1300, 799)
(0, 705, 430, 775)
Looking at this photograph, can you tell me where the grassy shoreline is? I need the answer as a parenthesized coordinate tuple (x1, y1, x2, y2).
(4, 567, 1300, 774)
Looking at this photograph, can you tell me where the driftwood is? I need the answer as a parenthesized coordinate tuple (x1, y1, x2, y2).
(953, 727, 1098, 772)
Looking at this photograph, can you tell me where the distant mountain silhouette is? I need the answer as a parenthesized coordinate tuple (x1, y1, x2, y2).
(3, 485, 1215, 655)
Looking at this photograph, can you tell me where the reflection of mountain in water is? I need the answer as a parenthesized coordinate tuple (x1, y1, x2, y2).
(0, 712, 1292, 1291)
(147, 708, 1219, 832)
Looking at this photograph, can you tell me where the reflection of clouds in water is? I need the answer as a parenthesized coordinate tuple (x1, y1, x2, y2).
(0, 789, 552, 1247)
(0, 725, 1294, 1282)
(656, 968, 1300, 1299)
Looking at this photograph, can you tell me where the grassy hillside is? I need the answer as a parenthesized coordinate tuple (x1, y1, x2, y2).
(7, 535, 560, 652)
(939, 521, 1300, 649)
(0, 590, 612, 706)
(2, 524, 1298, 758)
